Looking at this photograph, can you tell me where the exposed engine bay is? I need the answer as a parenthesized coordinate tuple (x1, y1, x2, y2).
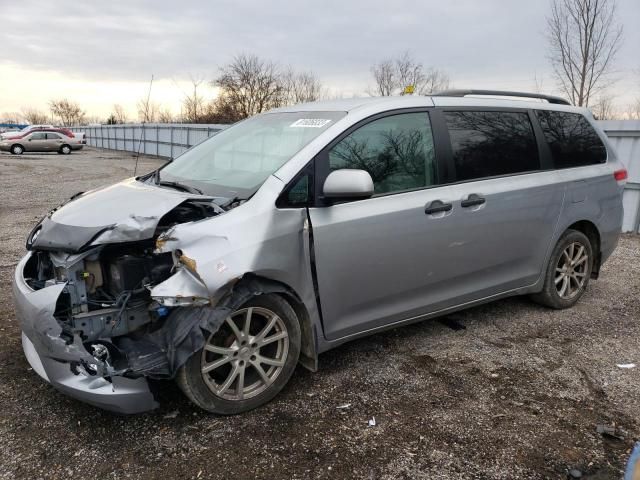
(20, 194, 230, 378)
(24, 246, 173, 350)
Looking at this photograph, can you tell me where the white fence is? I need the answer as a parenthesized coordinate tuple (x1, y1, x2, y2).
(599, 120, 640, 233)
(73, 120, 640, 233)
(71, 123, 228, 159)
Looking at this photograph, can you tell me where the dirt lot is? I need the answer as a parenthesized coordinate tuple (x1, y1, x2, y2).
(0, 147, 639, 479)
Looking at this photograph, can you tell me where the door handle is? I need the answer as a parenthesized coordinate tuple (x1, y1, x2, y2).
(461, 194, 486, 208)
(425, 200, 452, 215)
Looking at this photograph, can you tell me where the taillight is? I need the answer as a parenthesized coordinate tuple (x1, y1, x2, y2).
(614, 168, 628, 184)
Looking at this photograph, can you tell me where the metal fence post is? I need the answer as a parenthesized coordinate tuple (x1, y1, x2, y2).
(170, 126, 174, 159)
(156, 125, 160, 156)
(186, 126, 190, 148)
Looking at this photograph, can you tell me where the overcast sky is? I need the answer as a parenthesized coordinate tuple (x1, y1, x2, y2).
(1, 0, 638, 119)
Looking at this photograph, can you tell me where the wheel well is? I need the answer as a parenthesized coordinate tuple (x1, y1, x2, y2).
(11, 143, 23, 150)
(225, 274, 318, 372)
(567, 220, 601, 278)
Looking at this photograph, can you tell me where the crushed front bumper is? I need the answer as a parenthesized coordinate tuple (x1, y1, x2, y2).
(13, 253, 158, 414)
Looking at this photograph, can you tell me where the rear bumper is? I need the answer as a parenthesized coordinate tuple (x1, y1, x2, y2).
(13, 253, 158, 414)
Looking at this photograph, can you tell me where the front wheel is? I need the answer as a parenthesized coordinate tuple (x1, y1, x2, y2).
(176, 294, 301, 414)
(532, 229, 593, 309)
(10, 144, 23, 155)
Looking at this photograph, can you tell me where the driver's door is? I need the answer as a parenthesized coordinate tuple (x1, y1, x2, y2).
(308, 110, 451, 340)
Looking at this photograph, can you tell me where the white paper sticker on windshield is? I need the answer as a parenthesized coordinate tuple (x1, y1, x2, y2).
(289, 119, 332, 128)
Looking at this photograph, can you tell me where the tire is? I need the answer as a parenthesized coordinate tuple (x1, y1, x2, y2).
(60, 145, 71, 155)
(176, 294, 301, 414)
(532, 229, 593, 309)
(10, 144, 23, 155)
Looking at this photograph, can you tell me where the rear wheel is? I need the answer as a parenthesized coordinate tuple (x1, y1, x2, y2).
(60, 145, 71, 154)
(10, 144, 23, 155)
(532, 229, 593, 309)
(176, 294, 301, 414)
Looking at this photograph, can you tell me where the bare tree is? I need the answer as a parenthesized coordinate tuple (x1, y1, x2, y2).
(370, 52, 451, 96)
(370, 59, 396, 96)
(547, 0, 623, 106)
(84, 115, 104, 125)
(158, 107, 174, 123)
(624, 98, 640, 120)
(22, 108, 49, 125)
(591, 92, 617, 119)
(137, 98, 160, 123)
(533, 72, 546, 94)
(0, 112, 21, 124)
(111, 104, 128, 124)
(213, 54, 285, 121)
(395, 52, 425, 94)
(49, 99, 85, 126)
(181, 76, 208, 123)
(203, 97, 241, 124)
(421, 68, 450, 94)
(284, 69, 323, 104)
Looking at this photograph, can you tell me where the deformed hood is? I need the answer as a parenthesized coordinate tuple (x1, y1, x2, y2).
(29, 178, 220, 252)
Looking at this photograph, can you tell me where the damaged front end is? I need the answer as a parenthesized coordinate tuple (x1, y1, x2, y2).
(13, 179, 238, 413)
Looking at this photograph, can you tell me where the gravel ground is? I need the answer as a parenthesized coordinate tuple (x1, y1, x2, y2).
(0, 147, 639, 479)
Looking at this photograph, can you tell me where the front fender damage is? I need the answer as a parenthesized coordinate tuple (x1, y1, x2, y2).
(117, 274, 291, 378)
(17, 190, 316, 413)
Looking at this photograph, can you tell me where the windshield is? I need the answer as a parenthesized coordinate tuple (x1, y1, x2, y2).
(158, 111, 345, 199)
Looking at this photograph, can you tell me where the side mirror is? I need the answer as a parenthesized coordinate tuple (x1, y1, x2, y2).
(323, 169, 374, 199)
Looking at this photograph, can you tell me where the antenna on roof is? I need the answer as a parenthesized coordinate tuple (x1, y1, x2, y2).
(432, 89, 572, 106)
(134, 74, 154, 177)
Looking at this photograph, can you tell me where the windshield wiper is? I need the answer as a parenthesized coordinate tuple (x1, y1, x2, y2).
(153, 169, 204, 195)
(156, 179, 203, 195)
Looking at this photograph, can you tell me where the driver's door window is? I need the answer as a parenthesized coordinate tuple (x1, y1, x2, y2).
(328, 112, 437, 195)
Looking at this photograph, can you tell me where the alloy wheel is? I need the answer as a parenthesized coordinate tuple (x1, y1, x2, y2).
(200, 307, 289, 401)
(555, 241, 589, 299)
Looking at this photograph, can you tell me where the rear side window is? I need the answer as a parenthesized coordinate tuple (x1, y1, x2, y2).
(535, 110, 606, 168)
(444, 111, 540, 182)
(328, 112, 436, 195)
(46, 133, 61, 139)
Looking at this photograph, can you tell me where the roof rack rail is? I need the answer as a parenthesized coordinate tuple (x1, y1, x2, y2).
(432, 89, 572, 106)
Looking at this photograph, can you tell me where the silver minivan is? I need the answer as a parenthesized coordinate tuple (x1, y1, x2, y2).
(13, 91, 626, 414)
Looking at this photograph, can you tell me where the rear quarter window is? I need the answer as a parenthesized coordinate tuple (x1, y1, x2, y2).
(535, 110, 606, 168)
